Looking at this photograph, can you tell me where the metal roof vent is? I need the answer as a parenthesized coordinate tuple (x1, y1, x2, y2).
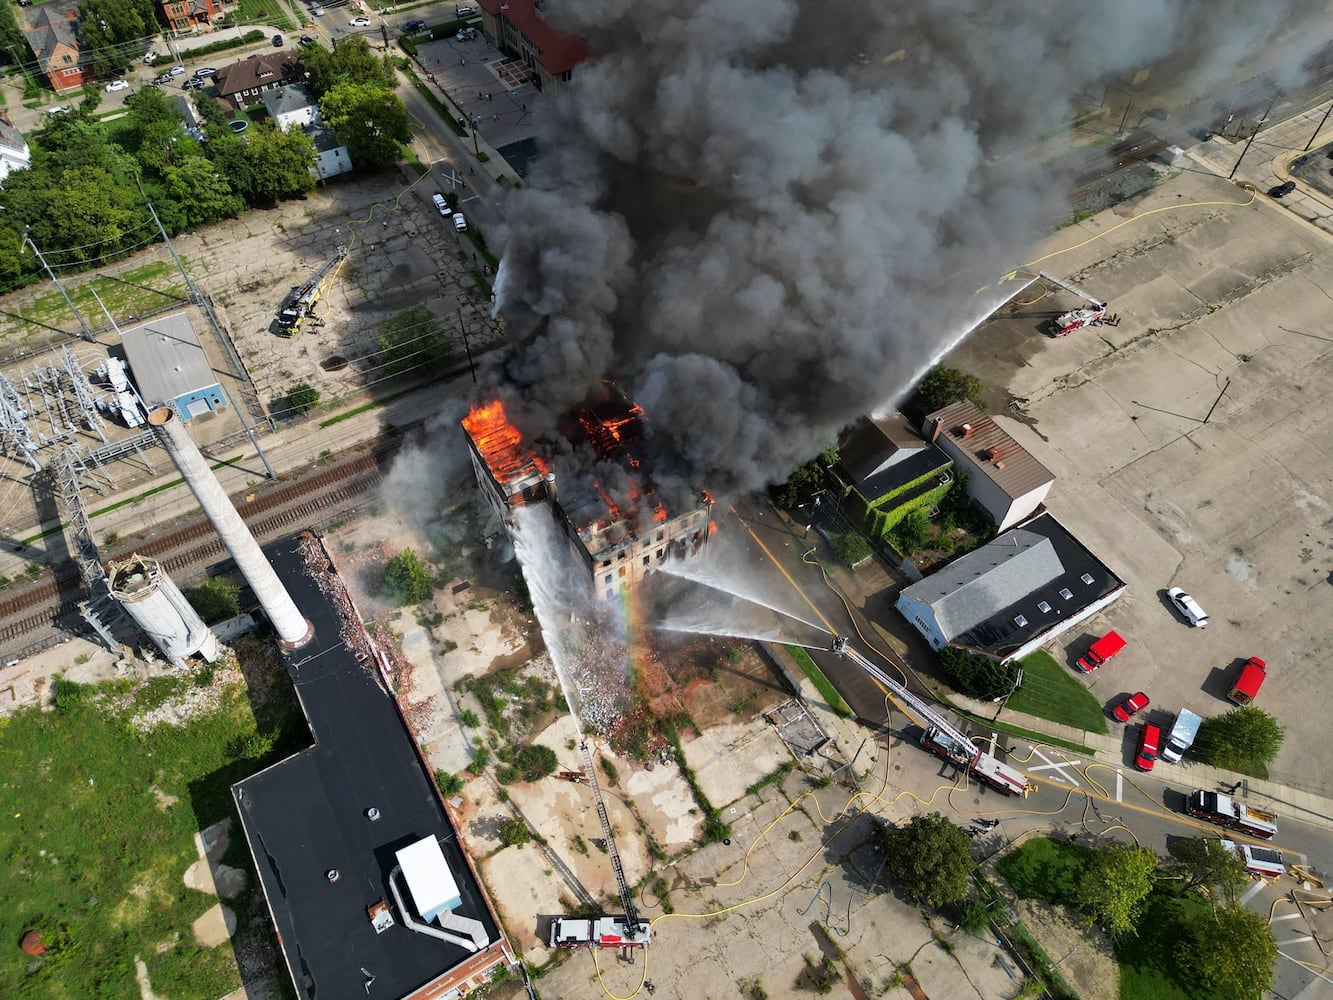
(326, 869, 341, 883)
(366, 807, 381, 821)
(1014, 614, 1029, 627)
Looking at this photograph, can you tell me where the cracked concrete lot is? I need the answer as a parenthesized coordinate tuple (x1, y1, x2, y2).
(945, 166, 1333, 789)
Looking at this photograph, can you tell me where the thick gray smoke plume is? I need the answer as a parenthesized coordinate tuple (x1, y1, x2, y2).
(493, 0, 1323, 498)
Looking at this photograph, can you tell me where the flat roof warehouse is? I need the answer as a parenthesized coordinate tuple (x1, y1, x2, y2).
(120, 312, 226, 420)
(233, 535, 512, 999)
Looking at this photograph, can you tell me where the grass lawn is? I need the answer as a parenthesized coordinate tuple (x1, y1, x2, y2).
(787, 645, 851, 717)
(14, 260, 188, 338)
(232, 0, 296, 32)
(0, 638, 305, 998)
(1007, 649, 1108, 734)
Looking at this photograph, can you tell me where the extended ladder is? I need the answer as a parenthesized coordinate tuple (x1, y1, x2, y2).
(578, 739, 641, 935)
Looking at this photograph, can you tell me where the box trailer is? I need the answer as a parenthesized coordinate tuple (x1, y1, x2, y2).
(1160, 708, 1202, 763)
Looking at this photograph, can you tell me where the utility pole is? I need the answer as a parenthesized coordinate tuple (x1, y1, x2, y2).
(1202, 378, 1231, 424)
(1306, 101, 1333, 151)
(22, 230, 95, 342)
(1230, 96, 1277, 180)
(1117, 100, 1133, 136)
(457, 307, 476, 383)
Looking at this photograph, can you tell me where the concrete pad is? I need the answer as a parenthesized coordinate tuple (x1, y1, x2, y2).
(191, 903, 236, 948)
(623, 759, 700, 848)
(683, 719, 794, 808)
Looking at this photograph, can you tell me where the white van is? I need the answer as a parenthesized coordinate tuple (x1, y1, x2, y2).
(431, 193, 448, 215)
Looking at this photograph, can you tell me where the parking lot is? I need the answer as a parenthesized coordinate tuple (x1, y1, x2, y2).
(945, 166, 1333, 789)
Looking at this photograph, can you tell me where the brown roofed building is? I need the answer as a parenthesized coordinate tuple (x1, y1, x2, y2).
(24, 0, 89, 95)
(475, 0, 588, 89)
(923, 401, 1055, 532)
(160, 0, 221, 33)
(214, 51, 300, 109)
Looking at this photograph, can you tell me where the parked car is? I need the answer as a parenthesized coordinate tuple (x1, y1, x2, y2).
(154, 72, 174, 84)
(104, 79, 128, 93)
(194, 66, 217, 78)
(1111, 691, 1150, 723)
(299, 34, 316, 45)
(350, 15, 371, 26)
(182, 78, 204, 91)
(457, 26, 477, 40)
(46, 105, 68, 115)
(1268, 181, 1296, 199)
(142, 50, 160, 64)
(168, 65, 186, 77)
(453, 212, 468, 232)
(272, 34, 284, 46)
(431, 193, 448, 215)
(1134, 723, 1161, 771)
(1166, 587, 1209, 628)
(455, 5, 476, 15)
(404, 18, 426, 32)
(310, 4, 326, 14)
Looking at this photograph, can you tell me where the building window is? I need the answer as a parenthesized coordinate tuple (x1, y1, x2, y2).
(642, 555, 650, 567)
(656, 531, 664, 543)
(604, 575, 611, 586)
(1037, 601, 1052, 613)
(657, 549, 666, 562)
(619, 567, 626, 577)
(1059, 588, 1073, 600)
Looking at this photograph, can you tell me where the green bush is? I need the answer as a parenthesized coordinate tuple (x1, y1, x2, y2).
(497, 818, 531, 848)
(515, 744, 558, 782)
(888, 507, 930, 553)
(434, 769, 465, 796)
(186, 576, 241, 624)
(285, 382, 320, 415)
(467, 742, 490, 775)
(458, 708, 480, 728)
(937, 646, 1020, 700)
(381, 549, 433, 605)
(833, 530, 872, 566)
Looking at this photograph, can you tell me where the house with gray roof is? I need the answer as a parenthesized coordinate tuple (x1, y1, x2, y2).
(306, 122, 352, 180)
(896, 511, 1126, 661)
(0, 114, 30, 183)
(120, 313, 226, 421)
(24, 0, 89, 94)
(261, 84, 319, 130)
(836, 411, 953, 540)
(923, 401, 1055, 531)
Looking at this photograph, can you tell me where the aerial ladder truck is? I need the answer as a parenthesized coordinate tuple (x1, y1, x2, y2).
(277, 246, 347, 336)
(829, 636, 1034, 797)
(1038, 270, 1120, 336)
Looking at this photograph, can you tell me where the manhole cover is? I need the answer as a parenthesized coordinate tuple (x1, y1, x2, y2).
(408, 230, 418, 237)
(321, 355, 350, 372)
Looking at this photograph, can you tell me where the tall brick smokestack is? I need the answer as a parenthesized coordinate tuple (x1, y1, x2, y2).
(147, 407, 314, 648)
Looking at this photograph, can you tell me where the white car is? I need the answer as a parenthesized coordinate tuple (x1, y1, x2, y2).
(1167, 587, 1209, 628)
(142, 50, 159, 64)
(455, 5, 476, 16)
(104, 79, 129, 93)
(310, 4, 325, 14)
(168, 65, 186, 77)
(431, 193, 448, 215)
(452, 212, 468, 232)
(46, 105, 68, 115)
(350, 15, 371, 26)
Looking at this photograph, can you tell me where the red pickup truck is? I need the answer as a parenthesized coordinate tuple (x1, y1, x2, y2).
(1228, 657, 1267, 705)
(1077, 630, 1126, 673)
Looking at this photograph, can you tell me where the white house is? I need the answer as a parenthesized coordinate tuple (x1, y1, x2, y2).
(895, 511, 1126, 662)
(306, 122, 352, 180)
(0, 114, 31, 184)
(923, 401, 1055, 531)
(261, 84, 320, 131)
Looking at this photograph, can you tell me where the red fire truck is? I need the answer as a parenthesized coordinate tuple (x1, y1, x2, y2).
(1076, 630, 1126, 673)
(1186, 789, 1277, 839)
(1228, 657, 1267, 705)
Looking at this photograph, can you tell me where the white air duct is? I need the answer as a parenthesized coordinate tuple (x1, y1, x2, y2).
(147, 406, 313, 648)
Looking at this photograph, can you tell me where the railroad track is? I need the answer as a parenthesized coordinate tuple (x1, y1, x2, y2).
(0, 442, 397, 652)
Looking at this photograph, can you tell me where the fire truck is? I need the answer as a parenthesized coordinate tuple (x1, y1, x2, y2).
(1038, 270, 1120, 336)
(1186, 789, 1278, 839)
(277, 246, 347, 335)
(829, 637, 1034, 797)
(1228, 657, 1267, 706)
(549, 916, 650, 949)
(1221, 840, 1285, 880)
(1076, 630, 1126, 673)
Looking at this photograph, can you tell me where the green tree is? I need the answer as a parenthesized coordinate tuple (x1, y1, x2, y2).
(77, 0, 159, 76)
(937, 646, 1019, 700)
(514, 744, 558, 782)
(888, 507, 930, 553)
(1075, 843, 1157, 937)
(319, 82, 411, 171)
(0, 5, 30, 68)
(911, 364, 986, 415)
(187, 577, 241, 623)
(497, 818, 532, 848)
(772, 444, 838, 508)
(1166, 838, 1249, 902)
(882, 812, 973, 908)
(434, 769, 465, 796)
(243, 124, 317, 203)
(301, 35, 397, 98)
(285, 382, 321, 415)
(45, 166, 140, 263)
(1193, 707, 1285, 773)
(382, 549, 433, 605)
(376, 305, 453, 376)
(163, 157, 244, 228)
(1175, 903, 1277, 1000)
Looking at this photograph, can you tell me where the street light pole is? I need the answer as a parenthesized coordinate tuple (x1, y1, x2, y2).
(1306, 101, 1333, 151)
(1230, 96, 1276, 180)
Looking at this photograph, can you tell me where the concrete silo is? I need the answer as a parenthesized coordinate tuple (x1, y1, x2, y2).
(107, 554, 221, 667)
(146, 406, 314, 649)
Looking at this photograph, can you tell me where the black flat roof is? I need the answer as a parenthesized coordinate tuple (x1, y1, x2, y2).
(234, 535, 500, 1000)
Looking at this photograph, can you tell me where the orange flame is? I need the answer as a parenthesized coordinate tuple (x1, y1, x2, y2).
(652, 502, 668, 523)
(700, 489, 715, 506)
(462, 400, 546, 483)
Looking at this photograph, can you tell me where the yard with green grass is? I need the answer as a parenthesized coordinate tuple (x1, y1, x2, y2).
(787, 645, 851, 717)
(1007, 649, 1108, 734)
(2, 260, 189, 344)
(0, 638, 305, 998)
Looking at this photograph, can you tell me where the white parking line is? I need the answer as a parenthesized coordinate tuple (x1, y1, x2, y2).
(1280, 950, 1333, 984)
(1028, 748, 1081, 786)
(1273, 912, 1305, 922)
(1276, 935, 1314, 946)
(1241, 880, 1268, 904)
(1115, 770, 1123, 802)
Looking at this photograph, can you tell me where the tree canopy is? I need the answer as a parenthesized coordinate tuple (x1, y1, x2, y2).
(937, 646, 1019, 700)
(1174, 903, 1277, 1000)
(301, 36, 397, 99)
(1193, 706, 1285, 774)
(382, 549, 433, 605)
(320, 82, 411, 171)
(187, 577, 241, 624)
(911, 364, 986, 415)
(377, 305, 453, 376)
(77, 0, 159, 76)
(1165, 837, 1248, 902)
(882, 812, 973, 908)
(1075, 843, 1158, 937)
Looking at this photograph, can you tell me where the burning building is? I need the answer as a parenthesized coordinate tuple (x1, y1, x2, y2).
(461, 386, 713, 602)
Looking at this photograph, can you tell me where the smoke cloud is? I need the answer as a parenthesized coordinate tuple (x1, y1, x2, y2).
(491, 0, 1324, 498)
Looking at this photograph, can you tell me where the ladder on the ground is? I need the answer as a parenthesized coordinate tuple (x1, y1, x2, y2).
(578, 740, 640, 933)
